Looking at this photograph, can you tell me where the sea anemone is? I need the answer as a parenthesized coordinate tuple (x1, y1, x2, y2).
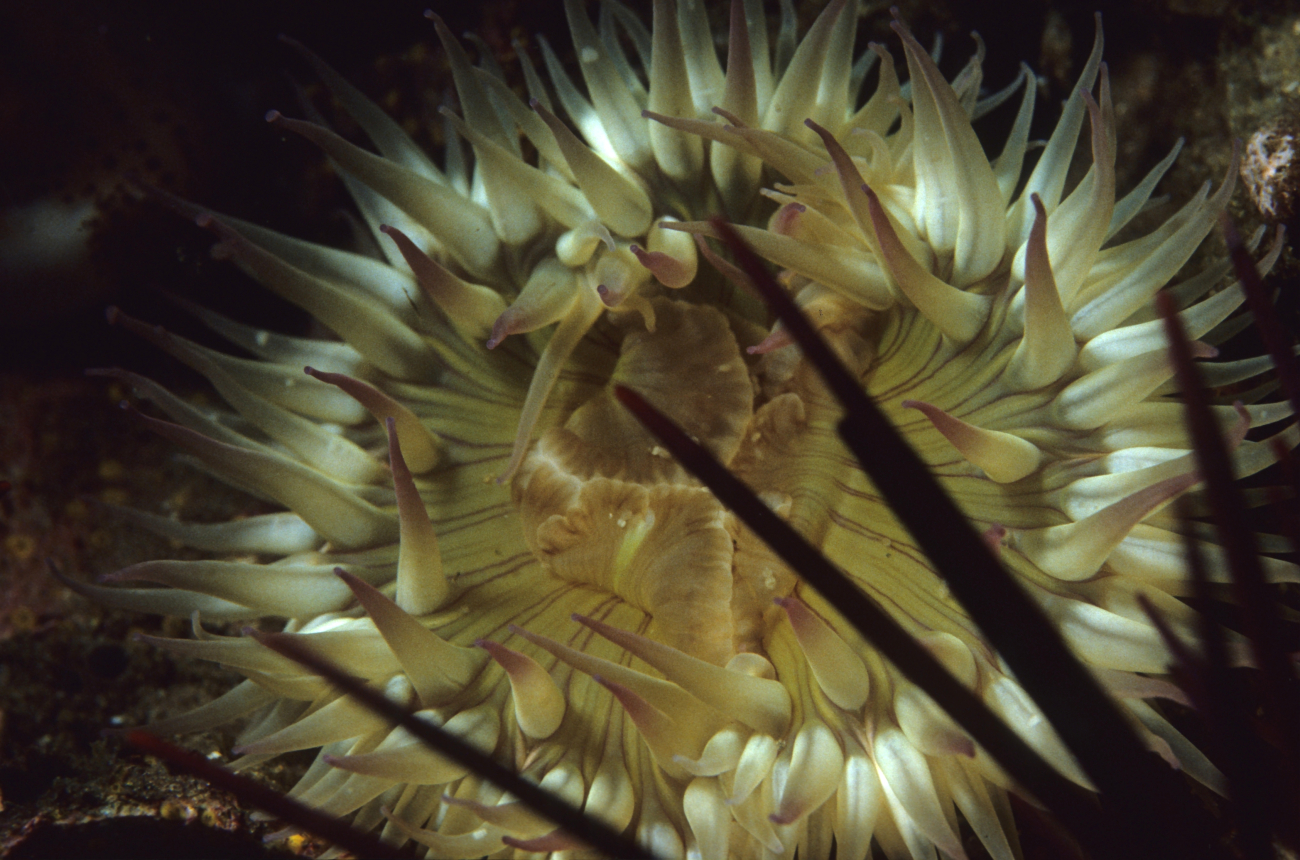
(69, 0, 1298, 857)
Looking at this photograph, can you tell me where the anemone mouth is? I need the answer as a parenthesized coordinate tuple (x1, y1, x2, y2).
(66, 1, 1300, 858)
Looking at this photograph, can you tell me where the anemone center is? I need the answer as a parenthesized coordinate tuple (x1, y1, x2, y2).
(510, 297, 782, 663)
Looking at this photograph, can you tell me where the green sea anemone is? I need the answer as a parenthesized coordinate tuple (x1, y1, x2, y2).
(72, 0, 1297, 857)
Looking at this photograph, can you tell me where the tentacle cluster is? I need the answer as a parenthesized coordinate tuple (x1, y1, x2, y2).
(80, 1, 1299, 858)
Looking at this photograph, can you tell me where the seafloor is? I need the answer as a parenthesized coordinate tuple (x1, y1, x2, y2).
(2, 0, 1298, 857)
